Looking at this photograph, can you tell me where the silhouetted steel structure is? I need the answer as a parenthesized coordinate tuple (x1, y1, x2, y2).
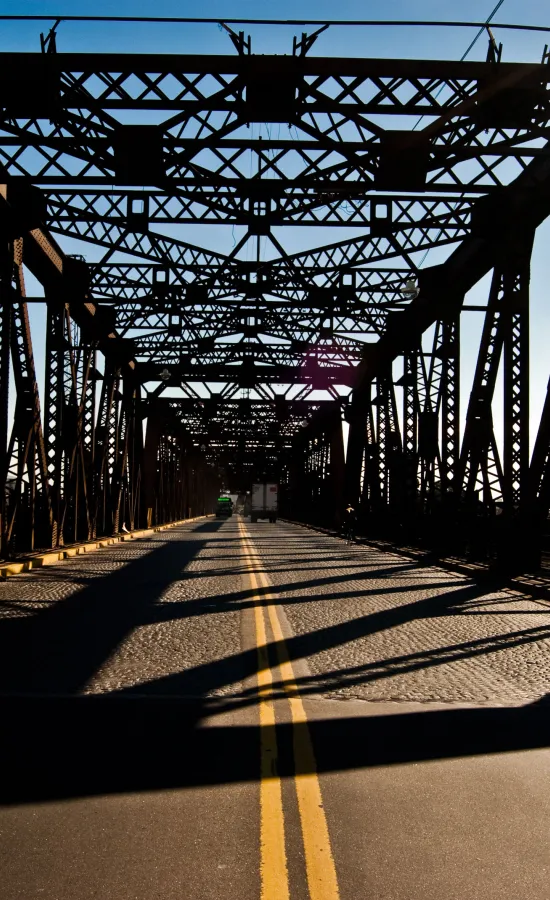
(1, 22, 550, 568)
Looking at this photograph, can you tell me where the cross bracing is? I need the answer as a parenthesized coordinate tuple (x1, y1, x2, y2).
(1, 28, 550, 566)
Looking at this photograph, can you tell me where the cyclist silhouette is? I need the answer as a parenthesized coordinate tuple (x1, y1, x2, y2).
(342, 504, 357, 543)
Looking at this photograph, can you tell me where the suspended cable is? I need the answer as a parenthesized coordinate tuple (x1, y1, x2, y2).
(413, 0, 505, 132)
(415, 0, 505, 271)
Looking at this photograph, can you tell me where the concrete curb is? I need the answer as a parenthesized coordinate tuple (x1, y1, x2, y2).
(0, 515, 210, 579)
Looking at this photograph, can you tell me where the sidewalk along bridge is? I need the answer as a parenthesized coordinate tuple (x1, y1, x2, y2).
(1, 19, 550, 576)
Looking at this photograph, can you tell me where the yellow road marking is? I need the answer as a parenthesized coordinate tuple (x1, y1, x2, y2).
(242, 523, 290, 900)
(240, 520, 340, 900)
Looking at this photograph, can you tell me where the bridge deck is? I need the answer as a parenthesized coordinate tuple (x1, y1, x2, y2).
(1, 518, 549, 899)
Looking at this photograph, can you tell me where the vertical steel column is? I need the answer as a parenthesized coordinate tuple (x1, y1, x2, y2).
(171, 432, 182, 523)
(111, 378, 131, 535)
(499, 238, 532, 568)
(93, 364, 118, 537)
(375, 372, 401, 518)
(83, 349, 97, 474)
(387, 378, 401, 516)
(63, 312, 81, 544)
(502, 264, 530, 515)
(440, 314, 460, 498)
(58, 325, 94, 545)
(344, 412, 365, 510)
(456, 267, 505, 513)
(527, 376, 550, 568)
(458, 228, 533, 533)
(143, 406, 162, 528)
(126, 383, 143, 531)
(183, 444, 192, 521)
(401, 350, 418, 512)
(288, 432, 307, 522)
(329, 410, 345, 527)
(76, 344, 95, 540)
(402, 351, 418, 461)
(0, 245, 11, 556)
(157, 434, 166, 522)
(417, 325, 443, 509)
(7, 242, 52, 549)
(376, 376, 389, 505)
(455, 231, 533, 566)
(363, 388, 380, 513)
(44, 303, 65, 544)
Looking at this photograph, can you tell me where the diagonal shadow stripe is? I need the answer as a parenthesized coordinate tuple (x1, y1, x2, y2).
(0, 521, 224, 694)
(1, 696, 549, 806)
(116, 581, 492, 698)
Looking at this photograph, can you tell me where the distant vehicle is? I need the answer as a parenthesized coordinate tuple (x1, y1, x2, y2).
(216, 496, 233, 517)
(251, 483, 278, 523)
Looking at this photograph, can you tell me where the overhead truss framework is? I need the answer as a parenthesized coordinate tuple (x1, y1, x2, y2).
(1, 33, 550, 565)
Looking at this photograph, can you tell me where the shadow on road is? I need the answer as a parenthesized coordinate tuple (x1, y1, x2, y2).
(1, 519, 550, 807)
(1, 694, 549, 806)
(0, 520, 226, 694)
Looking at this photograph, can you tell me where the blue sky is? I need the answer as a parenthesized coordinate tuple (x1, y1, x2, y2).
(2, 0, 550, 451)
(1, 0, 549, 61)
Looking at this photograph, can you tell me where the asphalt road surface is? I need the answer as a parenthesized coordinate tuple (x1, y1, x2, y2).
(1, 517, 550, 899)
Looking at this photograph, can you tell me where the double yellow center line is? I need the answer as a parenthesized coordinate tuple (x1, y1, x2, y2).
(239, 521, 340, 900)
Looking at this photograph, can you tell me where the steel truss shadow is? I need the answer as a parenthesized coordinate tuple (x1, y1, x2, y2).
(0, 695, 549, 806)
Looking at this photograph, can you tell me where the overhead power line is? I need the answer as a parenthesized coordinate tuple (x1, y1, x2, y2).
(415, 1, 506, 270)
(0, 15, 547, 33)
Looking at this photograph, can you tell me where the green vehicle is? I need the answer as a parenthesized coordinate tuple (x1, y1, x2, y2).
(216, 496, 233, 517)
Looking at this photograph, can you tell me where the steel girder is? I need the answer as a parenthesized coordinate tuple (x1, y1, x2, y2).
(346, 152, 550, 566)
(1, 54, 550, 191)
(154, 396, 330, 494)
(285, 402, 345, 527)
(43, 190, 474, 229)
(2, 51, 550, 404)
(0, 249, 11, 553)
(142, 402, 220, 523)
(73, 217, 468, 392)
(4, 243, 52, 552)
(0, 182, 221, 553)
(530, 377, 550, 534)
(2, 44, 550, 563)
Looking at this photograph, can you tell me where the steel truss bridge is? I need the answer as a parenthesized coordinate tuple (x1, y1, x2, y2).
(1, 19, 550, 571)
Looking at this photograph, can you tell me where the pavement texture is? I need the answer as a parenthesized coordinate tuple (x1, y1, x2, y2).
(249, 526, 550, 705)
(1, 517, 549, 899)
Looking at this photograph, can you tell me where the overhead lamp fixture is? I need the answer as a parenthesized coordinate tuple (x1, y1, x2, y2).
(159, 368, 171, 381)
(402, 278, 419, 299)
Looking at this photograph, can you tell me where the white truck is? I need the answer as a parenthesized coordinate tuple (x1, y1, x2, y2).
(251, 483, 278, 523)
